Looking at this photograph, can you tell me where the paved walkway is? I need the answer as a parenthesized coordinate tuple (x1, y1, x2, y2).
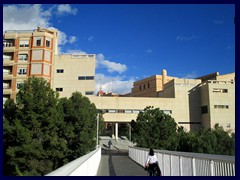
(97, 149, 147, 176)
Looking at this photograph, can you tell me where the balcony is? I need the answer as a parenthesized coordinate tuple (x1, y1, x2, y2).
(3, 86, 12, 95)
(3, 41, 15, 52)
(3, 58, 14, 66)
(3, 72, 13, 80)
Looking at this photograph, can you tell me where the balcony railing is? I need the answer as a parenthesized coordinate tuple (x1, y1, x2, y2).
(3, 59, 14, 66)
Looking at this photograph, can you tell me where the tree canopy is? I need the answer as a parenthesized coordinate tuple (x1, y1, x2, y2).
(131, 106, 235, 155)
(3, 77, 101, 176)
(131, 106, 177, 149)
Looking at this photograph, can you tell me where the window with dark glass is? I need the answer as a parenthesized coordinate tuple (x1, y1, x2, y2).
(78, 76, 86, 80)
(56, 88, 63, 92)
(36, 39, 41, 46)
(78, 76, 94, 80)
(46, 40, 50, 47)
(57, 69, 64, 73)
(85, 91, 94, 95)
(86, 76, 94, 80)
(201, 106, 208, 114)
(17, 68, 27, 75)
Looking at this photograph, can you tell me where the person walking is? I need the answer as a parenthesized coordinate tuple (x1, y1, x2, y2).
(145, 148, 162, 176)
(108, 140, 112, 149)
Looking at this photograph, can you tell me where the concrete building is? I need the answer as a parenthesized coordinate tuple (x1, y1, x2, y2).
(3, 27, 95, 104)
(53, 54, 95, 97)
(3, 27, 58, 104)
(3, 28, 235, 140)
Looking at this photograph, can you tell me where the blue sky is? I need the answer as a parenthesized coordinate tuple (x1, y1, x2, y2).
(3, 4, 235, 94)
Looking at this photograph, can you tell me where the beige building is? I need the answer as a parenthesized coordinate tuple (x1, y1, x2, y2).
(52, 54, 95, 97)
(3, 28, 235, 140)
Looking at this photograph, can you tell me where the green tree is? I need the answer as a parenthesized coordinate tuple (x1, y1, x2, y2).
(4, 77, 66, 176)
(57, 92, 98, 160)
(131, 106, 177, 149)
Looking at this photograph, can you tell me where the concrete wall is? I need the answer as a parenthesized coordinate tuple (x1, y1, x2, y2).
(52, 54, 95, 98)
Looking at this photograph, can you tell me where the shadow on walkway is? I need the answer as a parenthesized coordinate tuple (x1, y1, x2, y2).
(97, 149, 147, 176)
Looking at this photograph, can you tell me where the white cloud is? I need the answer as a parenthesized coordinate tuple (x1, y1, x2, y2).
(57, 4, 78, 15)
(3, 4, 51, 31)
(146, 49, 152, 54)
(64, 49, 87, 54)
(88, 36, 94, 42)
(69, 36, 77, 44)
(95, 73, 135, 95)
(96, 54, 127, 74)
(182, 71, 198, 79)
(3, 4, 78, 47)
(176, 34, 199, 41)
(58, 30, 68, 45)
(214, 20, 224, 25)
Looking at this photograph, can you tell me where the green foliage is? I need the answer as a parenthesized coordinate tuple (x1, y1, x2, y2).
(3, 77, 99, 176)
(131, 107, 235, 156)
(131, 106, 177, 149)
(58, 92, 98, 160)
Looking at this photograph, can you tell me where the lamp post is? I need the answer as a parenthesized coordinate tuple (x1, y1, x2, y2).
(96, 113, 99, 149)
(128, 123, 132, 146)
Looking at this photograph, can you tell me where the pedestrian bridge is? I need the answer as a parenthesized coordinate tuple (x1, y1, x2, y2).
(45, 143, 235, 176)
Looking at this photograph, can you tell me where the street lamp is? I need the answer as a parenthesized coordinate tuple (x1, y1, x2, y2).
(128, 123, 132, 147)
(96, 110, 106, 149)
(96, 113, 99, 149)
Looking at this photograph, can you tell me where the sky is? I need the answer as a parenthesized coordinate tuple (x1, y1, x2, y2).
(3, 4, 235, 95)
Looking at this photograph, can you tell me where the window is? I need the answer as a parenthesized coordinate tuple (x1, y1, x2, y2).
(78, 76, 94, 80)
(139, 85, 141, 91)
(78, 76, 86, 80)
(46, 40, 50, 47)
(36, 39, 41, 46)
(109, 109, 116, 113)
(148, 83, 150, 88)
(85, 91, 94, 95)
(16, 83, 23, 89)
(19, 40, 29, 47)
(17, 68, 27, 75)
(117, 109, 125, 113)
(144, 84, 146, 89)
(163, 110, 172, 114)
(201, 106, 208, 114)
(213, 88, 228, 93)
(18, 54, 28, 61)
(214, 105, 229, 109)
(133, 109, 141, 114)
(86, 76, 94, 80)
(125, 109, 133, 114)
(56, 88, 63, 92)
(57, 69, 64, 73)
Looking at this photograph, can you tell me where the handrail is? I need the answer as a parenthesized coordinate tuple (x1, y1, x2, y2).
(129, 146, 235, 176)
(45, 146, 101, 176)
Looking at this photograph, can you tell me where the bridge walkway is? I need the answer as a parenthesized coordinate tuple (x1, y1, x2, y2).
(96, 149, 147, 176)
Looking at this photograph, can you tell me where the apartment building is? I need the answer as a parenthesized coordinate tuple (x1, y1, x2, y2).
(3, 27, 58, 104)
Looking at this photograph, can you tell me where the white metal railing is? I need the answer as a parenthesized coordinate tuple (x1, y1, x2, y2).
(129, 147, 235, 176)
(45, 146, 101, 176)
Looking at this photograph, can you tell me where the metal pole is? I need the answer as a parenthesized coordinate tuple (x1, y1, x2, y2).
(96, 113, 99, 148)
(128, 123, 131, 146)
